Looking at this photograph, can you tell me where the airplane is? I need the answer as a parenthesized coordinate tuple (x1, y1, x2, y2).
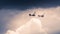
(29, 12, 36, 16)
(29, 12, 44, 17)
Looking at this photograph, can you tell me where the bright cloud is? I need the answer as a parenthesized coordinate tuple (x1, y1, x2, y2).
(5, 6, 60, 34)
(6, 18, 47, 34)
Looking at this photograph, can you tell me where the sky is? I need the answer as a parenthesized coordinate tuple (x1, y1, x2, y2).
(0, 0, 60, 34)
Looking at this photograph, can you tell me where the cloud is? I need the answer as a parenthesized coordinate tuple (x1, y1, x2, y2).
(0, 6, 60, 34)
(5, 18, 47, 34)
(0, 9, 22, 34)
(5, 6, 60, 34)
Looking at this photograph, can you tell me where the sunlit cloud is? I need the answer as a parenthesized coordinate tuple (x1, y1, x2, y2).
(4, 6, 60, 34)
(6, 18, 47, 34)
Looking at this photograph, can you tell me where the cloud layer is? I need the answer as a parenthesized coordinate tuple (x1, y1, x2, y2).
(3, 6, 60, 34)
(6, 18, 47, 34)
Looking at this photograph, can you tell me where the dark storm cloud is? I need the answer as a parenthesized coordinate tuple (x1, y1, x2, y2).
(0, 0, 60, 10)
